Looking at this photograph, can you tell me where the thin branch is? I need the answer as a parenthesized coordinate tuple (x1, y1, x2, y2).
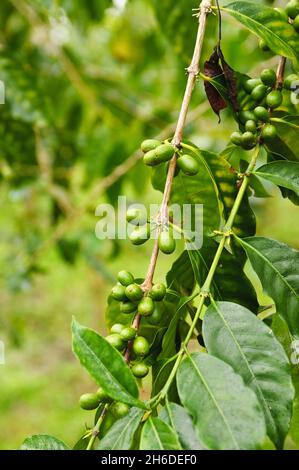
(276, 56, 287, 90)
(124, 0, 212, 360)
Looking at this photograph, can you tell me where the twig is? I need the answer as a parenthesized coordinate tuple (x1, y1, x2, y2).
(124, 0, 212, 360)
(276, 56, 287, 90)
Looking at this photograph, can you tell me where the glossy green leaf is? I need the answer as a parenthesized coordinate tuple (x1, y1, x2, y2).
(238, 237, 299, 338)
(223, 2, 299, 64)
(177, 352, 266, 450)
(203, 301, 294, 448)
(140, 417, 181, 450)
(254, 161, 299, 195)
(97, 408, 144, 450)
(159, 402, 204, 450)
(72, 319, 145, 408)
(21, 435, 69, 450)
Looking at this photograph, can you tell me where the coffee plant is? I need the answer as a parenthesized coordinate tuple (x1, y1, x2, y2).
(13, 0, 299, 451)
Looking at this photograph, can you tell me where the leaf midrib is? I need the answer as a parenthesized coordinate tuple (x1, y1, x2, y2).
(188, 355, 240, 450)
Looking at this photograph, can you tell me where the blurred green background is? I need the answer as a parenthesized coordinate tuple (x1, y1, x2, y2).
(0, 0, 298, 450)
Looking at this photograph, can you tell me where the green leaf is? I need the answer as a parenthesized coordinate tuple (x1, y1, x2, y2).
(97, 408, 144, 450)
(177, 352, 266, 450)
(254, 161, 299, 195)
(140, 417, 181, 450)
(237, 237, 299, 338)
(21, 435, 69, 450)
(223, 2, 299, 64)
(203, 301, 294, 448)
(159, 402, 204, 450)
(72, 319, 145, 408)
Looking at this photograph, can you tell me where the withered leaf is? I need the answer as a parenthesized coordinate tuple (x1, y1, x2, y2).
(203, 48, 227, 122)
(218, 47, 239, 113)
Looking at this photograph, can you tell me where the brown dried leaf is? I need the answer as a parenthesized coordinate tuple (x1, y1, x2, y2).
(218, 47, 239, 112)
(203, 49, 227, 122)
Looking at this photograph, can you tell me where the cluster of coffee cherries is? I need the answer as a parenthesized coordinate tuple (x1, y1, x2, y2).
(79, 385, 130, 419)
(259, 2, 299, 51)
(230, 68, 287, 149)
(126, 206, 176, 255)
(141, 139, 199, 177)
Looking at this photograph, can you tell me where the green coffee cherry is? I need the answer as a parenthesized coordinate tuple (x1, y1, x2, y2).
(129, 225, 150, 245)
(120, 301, 137, 314)
(261, 124, 277, 142)
(79, 393, 100, 410)
(260, 69, 277, 87)
(294, 15, 299, 32)
(266, 90, 282, 109)
(96, 387, 111, 403)
(111, 402, 130, 418)
(230, 131, 242, 145)
(149, 283, 166, 301)
(117, 270, 134, 286)
(241, 132, 256, 149)
(286, 1, 299, 19)
(111, 284, 127, 301)
(133, 336, 150, 356)
(259, 39, 270, 52)
(125, 283, 144, 301)
(177, 154, 199, 176)
(155, 143, 174, 162)
(243, 78, 261, 93)
(238, 110, 257, 124)
(251, 84, 268, 101)
(110, 323, 125, 334)
(284, 74, 299, 90)
(126, 207, 146, 225)
(274, 7, 289, 21)
(148, 302, 165, 325)
(141, 139, 161, 153)
(245, 120, 257, 133)
(143, 149, 161, 167)
(158, 231, 176, 254)
(131, 362, 149, 378)
(120, 326, 137, 341)
(138, 296, 155, 316)
(254, 106, 270, 122)
(106, 334, 125, 350)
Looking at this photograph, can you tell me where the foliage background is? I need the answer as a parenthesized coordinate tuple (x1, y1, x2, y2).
(0, 0, 298, 449)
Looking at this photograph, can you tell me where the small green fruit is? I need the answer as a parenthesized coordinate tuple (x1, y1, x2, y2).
(131, 362, 149, 378)
(126, 207, 146, 225)
(111, 284, 127, 301)
(110, 323, 125, 334)
(133, 336, 150, 356)
(143, 149, 160, 166)
(129, 225, 150, 245)
(266, 90, 282, 109)
(148, 302, 165, 325)
(245, 120, 257, 133)
(155, 143, 174, 162)
(251, 84, 268, 101)
(261, 124, 277, 142)
(117, 270, 134, 286)
(138, 296, 155, 316)
(106, 334, 124, 350)
(259, 39, 270, 52)
(241, 131, 256, 149)
(284, 74, 299, 90)
(243, 78, 261, 93)
(125, 283, 144, 301)
(158, 231, 176, 254)
(120, 326, 137, 341)
(111, 402, 130, 418)
(96, 387, 111, 403)
(294, 15, 299, 32)
(141, 139, 161, 153)
(79, 393, 100, 410)
(260, 69, 277, 87)
(238, 110, 257, 124)
(177, 154, 199, 176)
(230, 131, 242, 145)
(120, 301, 137, 314)
(254, 106, 270, 122)
(149, 283, 166, 301)
(286, 1, 299, 19)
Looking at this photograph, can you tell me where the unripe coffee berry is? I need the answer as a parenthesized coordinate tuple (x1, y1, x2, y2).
(111, 284, 127, 301)
(266, 90, 282, 109)
(261, 124, 277, 142)
(111, 402, 130, 418)
(120, 326, 137, 341)
(138, 296, 155, 316)
(117, 270, 134, 286)
(254, 106, 270, 122)
(125, 283, 144, 301)
(149, 283, 166, 301)
(106, 334, 125, 350)
(110, 323, 125, 334)
(133, 336, 150, 356)
(131, 362, 149, 378)
(79, 393, 100, 410)
(120, 301, 137, 314)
